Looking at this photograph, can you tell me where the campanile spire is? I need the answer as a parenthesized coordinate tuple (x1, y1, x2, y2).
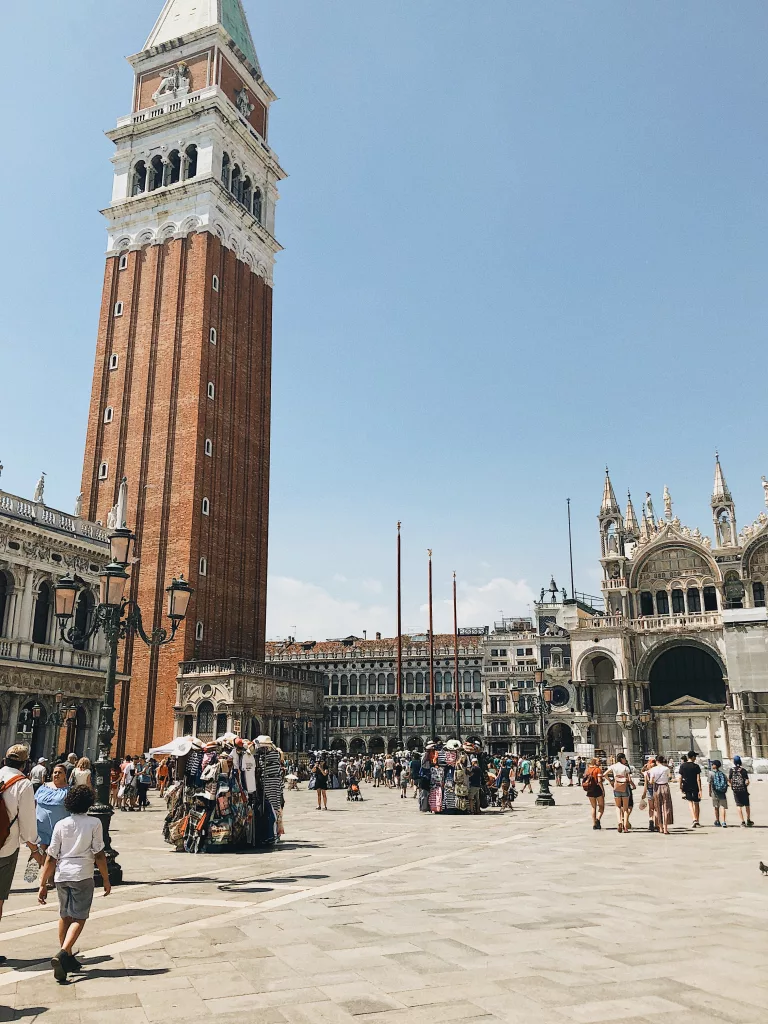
(80, 0, 284, 754)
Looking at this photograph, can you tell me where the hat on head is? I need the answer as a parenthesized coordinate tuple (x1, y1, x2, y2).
(234, 738, 245, 748)
(6, 744, 29, 763)
(445, 739, 461, 751)
(37, 757, 47, 764)
(257, 735, 274, 745)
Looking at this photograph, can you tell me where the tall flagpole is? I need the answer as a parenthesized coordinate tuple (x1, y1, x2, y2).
(428, 549, 435, 739)
(453, 571, 460, 741)
(567, 498, 575, 601)
(396, 522, 403, 747)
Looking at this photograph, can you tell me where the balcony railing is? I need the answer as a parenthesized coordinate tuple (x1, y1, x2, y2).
(0, 638, 108, 672)
(0, 489, 108, 546)
(603, 578, 628, 590)
(178, 658, 323, 684)
(578, 612, 721, 632)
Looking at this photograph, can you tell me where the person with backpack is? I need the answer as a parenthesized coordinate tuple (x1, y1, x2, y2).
(0, 744, 44, 954)
(582, 757, 605, 830)
(729, 755, 754, 827)
(708, 759, 729, 827)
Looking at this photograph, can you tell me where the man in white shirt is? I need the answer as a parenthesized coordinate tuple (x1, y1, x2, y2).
(38, 784, 110, 982)
(0, 744, 44, 959)
(30, 758, 48, 792)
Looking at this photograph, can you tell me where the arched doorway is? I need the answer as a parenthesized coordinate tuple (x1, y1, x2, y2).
(369, 736, 385, 755)
(547, 722, 574, 756)
(406, 736, 423, 752)
(18, 702, 46, 761)
(196, 700, 214, 740)
(74, 706, 88, 757)
(248, 717, 261, 740)
(649, 645, 726, 706)
(329, 737, 347, 753)
(387, 737, 399, 753)
(349, 737, 366, 755)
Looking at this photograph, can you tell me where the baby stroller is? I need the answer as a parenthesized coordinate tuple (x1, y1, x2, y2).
(347, 777, 363, 801)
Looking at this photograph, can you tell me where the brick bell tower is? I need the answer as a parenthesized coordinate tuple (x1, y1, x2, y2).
(81, 0, 285, 754)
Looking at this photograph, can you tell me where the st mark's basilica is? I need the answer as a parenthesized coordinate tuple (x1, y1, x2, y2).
(564, 456, 768, 763)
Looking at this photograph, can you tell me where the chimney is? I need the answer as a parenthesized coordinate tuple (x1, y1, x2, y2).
(376, 631, 381, 641)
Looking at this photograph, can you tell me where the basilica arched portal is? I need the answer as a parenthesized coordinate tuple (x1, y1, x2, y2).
(648, 644, 726, 707)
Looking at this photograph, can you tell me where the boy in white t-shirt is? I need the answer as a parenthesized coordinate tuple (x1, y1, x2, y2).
(38, 785, 111, 983)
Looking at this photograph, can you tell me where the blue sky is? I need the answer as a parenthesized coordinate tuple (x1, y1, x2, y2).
(1, 1, 767, 639)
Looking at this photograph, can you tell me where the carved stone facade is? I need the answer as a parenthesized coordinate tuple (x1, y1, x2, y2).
(0, 487, 111, 760)
(174, 659, 324, 751)
(566, 460, 768, 762)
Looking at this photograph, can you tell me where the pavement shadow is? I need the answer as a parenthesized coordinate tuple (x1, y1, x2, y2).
(6, 1007, 46, 1020)
(73, 967, 169, 982)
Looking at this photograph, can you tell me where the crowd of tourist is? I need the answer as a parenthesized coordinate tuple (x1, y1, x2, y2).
(580, 749, 756, 834)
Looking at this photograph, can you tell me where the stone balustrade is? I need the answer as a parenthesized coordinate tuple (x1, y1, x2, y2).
(0, 637, 108, 673)
(0, 489, 108, 545)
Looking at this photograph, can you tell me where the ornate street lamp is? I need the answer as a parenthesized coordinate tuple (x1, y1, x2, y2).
(54, 522, 192, 886)
(618, 698, 652, 763)
(512, 667, 555, 807)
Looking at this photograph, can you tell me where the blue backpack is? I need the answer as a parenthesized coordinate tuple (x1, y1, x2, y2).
(712, 769, 728, 794)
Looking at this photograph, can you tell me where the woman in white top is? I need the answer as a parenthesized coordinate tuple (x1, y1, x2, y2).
(605, 753, 635, 833)
(70, 758, 93, 791)
(648, 755, 674, 834)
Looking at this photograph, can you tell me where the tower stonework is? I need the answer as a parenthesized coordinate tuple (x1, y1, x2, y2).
(81, 0, 285, 753)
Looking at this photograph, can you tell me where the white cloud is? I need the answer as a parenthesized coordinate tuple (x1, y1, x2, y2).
(267, 576, 391, 640)
(423, 576, 537, 632)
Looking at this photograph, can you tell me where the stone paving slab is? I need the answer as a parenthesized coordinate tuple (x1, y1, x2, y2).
(0, 780, 767, 1021)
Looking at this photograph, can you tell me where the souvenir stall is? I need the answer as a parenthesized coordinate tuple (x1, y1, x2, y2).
(416, 739, 487, 814)
(161, 734, 285, 853)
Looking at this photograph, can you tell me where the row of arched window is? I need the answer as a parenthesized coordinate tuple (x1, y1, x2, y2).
(131, 145, 198, 196)
(638, 586, 718, 617)
(329, 703, 483, 728)
(221, 153, 263, 222)
(0, 571, 97, 650)
(325, 669, 482, 696)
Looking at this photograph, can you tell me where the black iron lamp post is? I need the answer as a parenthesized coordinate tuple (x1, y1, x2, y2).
(40, 689, 69, 765)
(618, 698, 652, 765)
(54, 524, 192, 886)
(512, 668, 555, 807)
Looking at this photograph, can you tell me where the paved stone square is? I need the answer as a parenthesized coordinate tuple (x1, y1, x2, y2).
(0, 779, 767, 1022)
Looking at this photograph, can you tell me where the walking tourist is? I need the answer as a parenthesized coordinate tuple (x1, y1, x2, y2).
(729, 755, 753, 827)
(604, 753, 634, 832)
(648, 755, 673, 834)
(384, 754, 395, 788)
(136, 759, 152, 810)
(71, 758, 93, 791)
(0, 744, 44, 956)
(641, 756, 657, 831)
(708, 759, 729, 827)
(109, 763, 121, 807)
(35, 763, 70, 860)
(582, 757, 605, 830)
(553, 758, 563, 787)
(38, 785, 111, 983)
(30, 758, 48, 793)
(565, 755, 575, 786)
(119, 756, 135, 810)
(314, 758, 329, 810)
(519, 757, 533, 793)
(156, 758, 170, 796)
(63, 754, 77, 784)
(468, 758, 483, 814)
(576, 756, 586, 785)
(678, 750, 702, 827)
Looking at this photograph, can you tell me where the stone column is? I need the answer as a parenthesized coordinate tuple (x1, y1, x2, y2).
(86, 700, 101, 761)
(3, 693, 21, 752)
(705, 715, 714, 758)
(749, 726, 759, 760)
(15, 568, 35, 640)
